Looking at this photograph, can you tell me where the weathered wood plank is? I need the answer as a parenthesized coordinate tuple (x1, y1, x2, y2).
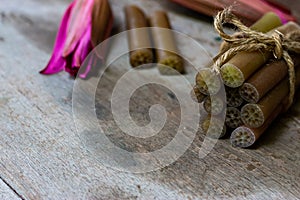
(0, 0, 300, 199)
(0, 179, 21, 200)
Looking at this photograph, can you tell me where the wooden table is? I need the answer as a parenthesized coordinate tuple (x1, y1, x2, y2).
(0, 0, 299, 199)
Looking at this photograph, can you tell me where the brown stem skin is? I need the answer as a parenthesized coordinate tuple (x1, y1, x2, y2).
(92, 0, 113, 47)
(232, 67, 300, 147)
(220, 22, 300, 87)
(91, 0, 114, 60)
(149, 11, 184, 74)
(248, 105, 282, 143)
(240, 55, 300, 103)
(241, 64, 300, 128)
(125, 5, 153, 68)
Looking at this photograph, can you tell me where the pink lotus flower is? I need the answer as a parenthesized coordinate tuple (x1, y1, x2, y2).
(40, 0, 113, 78)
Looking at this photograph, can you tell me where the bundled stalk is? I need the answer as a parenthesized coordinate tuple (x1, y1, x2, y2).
(193, 12, 286, 140)
(220, 12, 282, 54)
(231, 104, 283, 148)
(232, 59, 300, 147)
(241, 66, 300, 128)
(196, 12, 281, 95)
(239, 55, 300, 103)
(193, 9, 300, 147)
(220, 22, 300, 88)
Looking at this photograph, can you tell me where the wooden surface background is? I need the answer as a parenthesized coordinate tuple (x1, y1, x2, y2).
(0, 0, 300, 199)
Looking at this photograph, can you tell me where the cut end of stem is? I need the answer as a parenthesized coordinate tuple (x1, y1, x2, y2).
(202, 116, 227, 139)
(158, 55, 184, 74)
(241, 104, 264, 128)
(225, 107, 243, 129)
(240, 83, 260, 103)
(130, 49, 153, 68)
(230, 126, 255, 148)
(220, 63, 244, 88)
(191, 86, 206, 103)
(203, 96, 224, 115)
(226, 87, 244, 107)
(195, 68, 221, 95)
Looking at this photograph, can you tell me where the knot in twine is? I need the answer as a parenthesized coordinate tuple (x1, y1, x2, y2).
(213, 8, 300, 109)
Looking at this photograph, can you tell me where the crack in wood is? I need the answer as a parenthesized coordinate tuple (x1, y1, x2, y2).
(0, 176, 25, 200)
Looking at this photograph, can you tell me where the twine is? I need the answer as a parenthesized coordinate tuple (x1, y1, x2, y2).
(212, 8, 300, 108)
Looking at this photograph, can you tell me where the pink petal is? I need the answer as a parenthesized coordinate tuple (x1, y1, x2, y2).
(63, 0, 94, 56)
(78, 55, 93, 79)
(77, 12, 114, 79)
(40, 2, 75, 74)
(64, 53, 78, 77)
(73, 25, 93, 67)
(65, 24, 93, 77)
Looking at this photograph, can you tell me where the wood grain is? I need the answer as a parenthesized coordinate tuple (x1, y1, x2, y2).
(0, 0, 300, 199)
